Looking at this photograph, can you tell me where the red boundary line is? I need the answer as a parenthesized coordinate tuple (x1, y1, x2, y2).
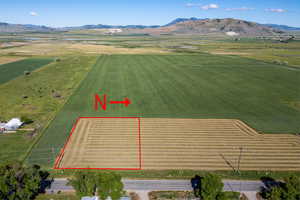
(53, 117, 142, 170)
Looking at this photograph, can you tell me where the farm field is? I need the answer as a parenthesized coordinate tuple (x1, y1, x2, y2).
(27, 54, 300, 167)
(57, 118, 300, 171)
(0, 57, 53, 84)
(0, 132, 34, 162)
(0, 56, 25, 65)
(56, 117, 140, 169)
(0, 56, 97, 162)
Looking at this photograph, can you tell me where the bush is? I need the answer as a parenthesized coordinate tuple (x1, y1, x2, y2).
(266, 186, 283, 200)
(261, 175, 300, 200)
(273, 60, 282, 65)
(21, 116, 34, 124)
(200, 173, 224, 200)
(24, 70, 31, 75)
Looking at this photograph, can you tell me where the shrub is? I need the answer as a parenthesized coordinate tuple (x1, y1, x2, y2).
(261, 175, 300, 200)
(21, 116, 34, 124)
(24, 70, 31, 75)
(200, 173, 224, 200)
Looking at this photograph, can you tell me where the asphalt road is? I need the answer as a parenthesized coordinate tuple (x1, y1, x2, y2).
(46, 178, 265, 193)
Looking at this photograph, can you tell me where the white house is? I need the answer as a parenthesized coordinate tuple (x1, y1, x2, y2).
(0, 118, 23, 133)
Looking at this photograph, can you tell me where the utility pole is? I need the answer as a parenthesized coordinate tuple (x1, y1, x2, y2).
(237, 146, 243, 174)
(51, 147, 55, 164)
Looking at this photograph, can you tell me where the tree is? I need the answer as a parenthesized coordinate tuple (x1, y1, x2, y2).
(68, 171, 124, 200)
(282, 175, 300, 200)
(200, 173, 224, 200)
(0, 162, 50, 200)
(96, 172, 124, 200)
(266, 186, 283, 200)
(261, 175, 300, 200)
(68, 171, 97, 198)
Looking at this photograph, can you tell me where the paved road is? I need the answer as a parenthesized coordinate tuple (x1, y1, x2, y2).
(46, 178, 264, 193)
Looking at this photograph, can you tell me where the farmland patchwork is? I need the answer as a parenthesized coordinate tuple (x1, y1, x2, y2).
(27, 54, 300, 171)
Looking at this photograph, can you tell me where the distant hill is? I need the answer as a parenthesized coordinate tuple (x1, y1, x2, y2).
(124, 18, 284, 36)
(163, 17, 206, 26)
(263, 24, 300, 31)
(0, 18, 290, 36)
(167, 18, 284, 36)
(0, 22, 55, 33)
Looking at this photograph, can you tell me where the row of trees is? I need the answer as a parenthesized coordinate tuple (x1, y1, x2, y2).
(0, 162, 51, 200)
(1, 162, 299, 200)
(68, 171, 124, 200)
(192, 173, 300, 200)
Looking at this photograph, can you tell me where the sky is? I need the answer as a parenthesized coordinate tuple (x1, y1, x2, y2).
(0, 0, 299, 27)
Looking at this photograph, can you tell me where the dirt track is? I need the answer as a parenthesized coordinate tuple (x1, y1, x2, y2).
(57, 118, 300, 171)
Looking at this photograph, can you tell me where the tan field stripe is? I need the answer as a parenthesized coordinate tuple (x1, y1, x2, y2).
(58, 118, 300, 171)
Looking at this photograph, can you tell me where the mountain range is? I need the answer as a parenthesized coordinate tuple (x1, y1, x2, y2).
(0, 18, 299, 35)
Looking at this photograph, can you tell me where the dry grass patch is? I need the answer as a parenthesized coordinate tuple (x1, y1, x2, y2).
(67, 43, 167, 54)
(0, 56, 26, 65)
(208, 51, 251, 56)
(0, 42, 167, 56)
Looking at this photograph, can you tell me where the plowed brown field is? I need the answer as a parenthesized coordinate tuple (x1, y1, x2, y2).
(57, 118, 300, 171)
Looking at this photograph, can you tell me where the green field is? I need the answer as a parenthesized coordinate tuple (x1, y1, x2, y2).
(0, 56, 97, 162)
(27, 54, 300, 166)
(0, 58, 53, 84)
(0, 132, 34, 162)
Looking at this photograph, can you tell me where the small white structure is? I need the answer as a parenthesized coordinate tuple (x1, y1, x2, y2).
(226, 31, 239, 36)
(106, 28, 122, 34)
(0, 118, 23, 133)
(81, 196, 130, 200)
(81, 197, 99, 200)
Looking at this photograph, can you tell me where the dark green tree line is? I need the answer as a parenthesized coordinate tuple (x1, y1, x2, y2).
(0, 162, 50, 200)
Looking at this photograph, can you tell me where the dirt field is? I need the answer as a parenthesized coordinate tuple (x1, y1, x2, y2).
(0, 42, 166, 56)
(0, 56, 25, 65)
(56, 118, 300, 171)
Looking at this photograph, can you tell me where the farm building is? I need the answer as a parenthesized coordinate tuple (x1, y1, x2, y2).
(0, 118, 23, 133)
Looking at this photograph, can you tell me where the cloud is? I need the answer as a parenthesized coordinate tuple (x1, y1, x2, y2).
(265, 8, 286, 13)
(29, 11, 38, 16)
(186, 3, 202, 7)
(225, 7, 254, 11)
(201, 4, 219, 10)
